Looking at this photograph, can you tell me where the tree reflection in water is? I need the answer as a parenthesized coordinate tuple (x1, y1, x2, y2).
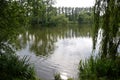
(16, 24, 92, 56)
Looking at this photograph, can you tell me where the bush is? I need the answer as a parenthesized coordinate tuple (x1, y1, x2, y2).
(0, 53, 38, 80)
(50, 14, 69, 26)
(54, 74, 62, 80)
(79, 56, 120, 80)
(54, 73, 73, 80)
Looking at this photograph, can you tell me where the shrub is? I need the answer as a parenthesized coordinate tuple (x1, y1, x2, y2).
(0, 53, 38, 80)
(54, 73, 73, 80)
(54, 74, 62, 80)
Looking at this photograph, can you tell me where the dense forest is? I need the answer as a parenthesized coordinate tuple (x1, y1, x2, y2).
(0, 0, 120, 80)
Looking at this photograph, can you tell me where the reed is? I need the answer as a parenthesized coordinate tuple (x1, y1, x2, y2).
(79, 56, 120, 80)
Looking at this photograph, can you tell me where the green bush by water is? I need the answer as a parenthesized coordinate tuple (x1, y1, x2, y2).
(79, 56, 120, 80)
(54, 74, 62, 80)
(0, 53, 38, 80)
(54, 73, 73, 80)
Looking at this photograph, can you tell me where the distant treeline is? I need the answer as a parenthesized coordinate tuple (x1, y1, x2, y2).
(56, 7, 93, 15)
(17, 0, 93, 26)
(0, 0, 93, 27)
(55, 7, 93, 23)
(30, 5, 94, 26)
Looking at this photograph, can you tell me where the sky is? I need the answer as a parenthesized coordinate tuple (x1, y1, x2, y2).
(53, 0, 95, 7)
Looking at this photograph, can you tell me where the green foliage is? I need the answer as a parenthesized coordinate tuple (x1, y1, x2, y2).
(54, 73, 73, 80)
(29, 3, 94, 26)
(50, 14, 69, 26)
(93, 0, 120, 59)
(29, 0, 56, 26)
(0, 0, 94, 27)
(0, 53, 37, 80)
(79, 56, 120, 80)
(0, 0, 27, 42)
(56, 7, 93, 24)
(78, 11, 93, 24)
(0, 0, 39, 80)
(79, 0, 120, 80)
(54, 74, 62, 80)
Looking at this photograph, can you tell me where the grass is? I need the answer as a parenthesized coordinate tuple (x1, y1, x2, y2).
(79, 56, 120, 80)
(0, 53, 39, 80)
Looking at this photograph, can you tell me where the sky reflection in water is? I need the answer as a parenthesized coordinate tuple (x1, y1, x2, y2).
(17, 25, 92, 80)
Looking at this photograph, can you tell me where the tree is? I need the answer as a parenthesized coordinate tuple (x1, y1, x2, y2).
(79, 0, 120, 79)
(29, 0, 56, 26)
(77, 10, 93, 24)
(0, 0, 26, 42)
(0, 0, 37, 79)
(93, 0, 120, 59)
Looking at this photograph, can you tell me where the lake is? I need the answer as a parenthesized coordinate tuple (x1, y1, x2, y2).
(16, 24, 93, 80)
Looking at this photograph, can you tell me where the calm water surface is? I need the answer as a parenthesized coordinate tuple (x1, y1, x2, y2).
(16, 24, 93, 80)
